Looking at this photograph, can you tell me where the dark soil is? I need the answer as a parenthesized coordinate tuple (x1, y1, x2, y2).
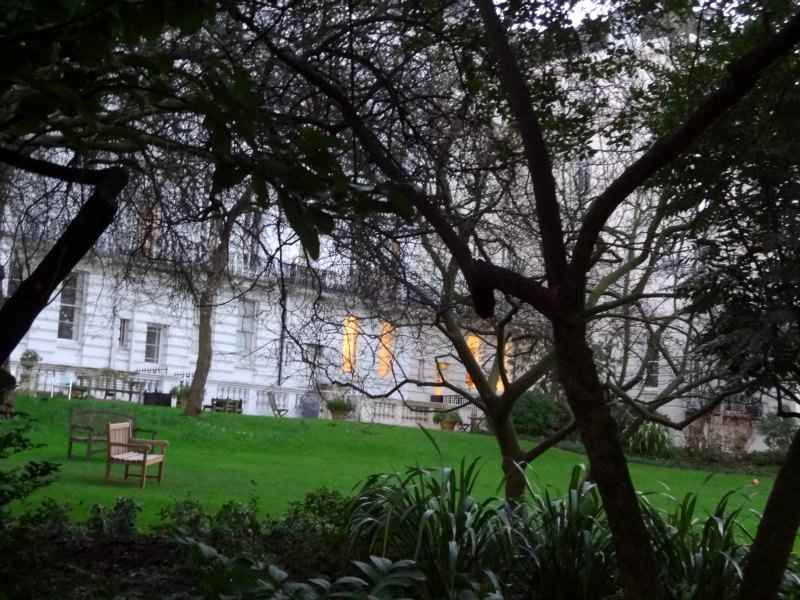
(0, 533, 196, 599)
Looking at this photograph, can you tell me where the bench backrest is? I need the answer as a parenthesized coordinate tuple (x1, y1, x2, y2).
(107, 421, 132, 458)
(71, 409, 135, 433)
(210, 398, 242, 413)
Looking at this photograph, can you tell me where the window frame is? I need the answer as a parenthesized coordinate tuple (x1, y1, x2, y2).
(238, 299, 257, 356)
(57, 272, 84, 341)
(118, 318, 131, 350)
(144, 323, 164, 364)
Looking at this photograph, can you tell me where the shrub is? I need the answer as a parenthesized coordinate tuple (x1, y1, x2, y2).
(348, 459, 512, 598)
(641, 491, 748, 599)
(86, 497, 142, 541)
(181, 538, 428, 600)
(512, 390, 571, 438)
(16, 498, 76, 538)
(210, 498, 262, 555)
(0, 414, 59, 522)
(326, 397, 355, 414)
(623, 421, 675, 459)
(758, 414, 799, 455)
(157, 497, 212, 539)
(432, 410, 462, 424)
(265, 487, 352, 577)
(513, 465, 616, 600)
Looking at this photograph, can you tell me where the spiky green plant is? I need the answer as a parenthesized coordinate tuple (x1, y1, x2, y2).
(624, 421, 674, 459)
(512, 465, 616, 599)
(347, 458, 513, 598)
(641, 490, 748, 599)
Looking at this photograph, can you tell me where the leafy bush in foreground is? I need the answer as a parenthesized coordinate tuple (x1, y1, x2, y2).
(0, 414, 59, 521)
(513, 465, 616, 599)
(348, 458, 512, 598)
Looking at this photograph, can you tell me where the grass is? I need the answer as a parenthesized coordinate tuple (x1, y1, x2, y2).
(3, 395, 775, 533)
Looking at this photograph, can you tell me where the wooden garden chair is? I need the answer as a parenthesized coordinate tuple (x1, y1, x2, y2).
(105, 422, 169, 489)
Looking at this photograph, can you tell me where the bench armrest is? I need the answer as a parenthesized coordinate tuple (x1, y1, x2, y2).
(131, 438, 169, 452)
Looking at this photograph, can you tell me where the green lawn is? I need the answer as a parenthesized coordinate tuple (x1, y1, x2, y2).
(3, 396, 774, 533)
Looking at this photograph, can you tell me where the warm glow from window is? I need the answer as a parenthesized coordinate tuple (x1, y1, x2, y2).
(496, 342, 513, 393)
(342, 316, 360, 373)
(435, 361, 449, 396)
(377, 321, 395, 378)
(465, 334, 482, 388)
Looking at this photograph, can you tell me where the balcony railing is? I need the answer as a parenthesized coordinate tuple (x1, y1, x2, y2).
(684, 398, 763, 419)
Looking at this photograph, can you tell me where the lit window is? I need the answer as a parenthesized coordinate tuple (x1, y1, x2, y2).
(118, 318, 130, 349)
(644, 335, 660, 387)
(239, 300, 256, 355)
(57, 273, 84, 340)
(465, 334, 482, 388)
(342, 316, 360, 373)
(145, 324, 164, 363)
(496, 341, 513, 393)
(377, 321, 395, 378)
(434, 360, 450, 396)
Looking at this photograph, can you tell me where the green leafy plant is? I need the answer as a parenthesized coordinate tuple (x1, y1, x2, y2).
(513, 465, 616, 600)
(16, 498, 76, 538)
(326, 398, 355, 414)
(641, 490, 749, 599)
(266, 488, 352, 578)
(758, 414, 799, 456)
(512, 390, 571, 438)
(19, 350, 41, 368)
(432, 410, 463, 424)
(624, 421, 675, 459)
(86, 497, 142, 541)
(157, 497, 212, 539)
(348, 459, 512, 598)
(181, 537, 427, 599)
(210, 498, 263, 555)
(0, 415, 59, 521)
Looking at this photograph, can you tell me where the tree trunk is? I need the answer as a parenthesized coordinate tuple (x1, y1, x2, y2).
(738, 427, 800, 600)
(185, 296, 214, 416)
(183, 235, 231, 416)
(489, 411, 527, 500)
(553, 318, 663, 599)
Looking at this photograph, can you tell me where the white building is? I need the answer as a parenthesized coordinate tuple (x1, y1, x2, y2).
(1, 233, 483, 428)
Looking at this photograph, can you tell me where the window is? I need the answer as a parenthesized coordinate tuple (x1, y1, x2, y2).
(377, 321, 395, 378)
(57, 273, 84, 340)
(342, 315, 360, 373)
(118, 318, 130, 350)
(145, 324, 164, 363)
(644, 335, 660, 387)
(465, 334, 482, 388)
(238, 300, 256, 355)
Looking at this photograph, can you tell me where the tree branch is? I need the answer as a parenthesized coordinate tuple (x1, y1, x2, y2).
(474, 0, 567, 287)
(571, 10, 800, 276)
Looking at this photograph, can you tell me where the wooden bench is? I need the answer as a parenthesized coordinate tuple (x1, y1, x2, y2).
(68, 408, 156, 459)
(106, 421, 168, 488)
(205, 398, 243, 414)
